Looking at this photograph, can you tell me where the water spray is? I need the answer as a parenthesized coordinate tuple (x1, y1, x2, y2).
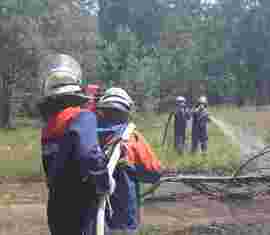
(145, 116, 270, 202)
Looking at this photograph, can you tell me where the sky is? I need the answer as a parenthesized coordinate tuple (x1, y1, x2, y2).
(79, 0, 99, 15)
(79, 0, 218, 16)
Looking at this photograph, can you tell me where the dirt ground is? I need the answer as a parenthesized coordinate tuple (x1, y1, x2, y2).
(2, 181, 270, 235)
(254, 111, 270, 131)
(0, 182, 47, 235)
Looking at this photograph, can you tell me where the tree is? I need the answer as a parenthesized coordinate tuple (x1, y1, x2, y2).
(97, 0, 165, 44)
(96, 29, 161, 110)
(38, 0, 98, 83)
(218, 0, 267, 102)
(0, 0, 48, 16)
(0, 17, 39, 128)
(0, 0, 101, 127)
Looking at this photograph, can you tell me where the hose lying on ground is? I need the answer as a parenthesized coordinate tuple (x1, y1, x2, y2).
(142, 145, 270, 201)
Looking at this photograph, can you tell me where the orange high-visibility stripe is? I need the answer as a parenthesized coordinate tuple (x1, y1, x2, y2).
(43, 107, 82, 139)
(126, 131, 161, 171)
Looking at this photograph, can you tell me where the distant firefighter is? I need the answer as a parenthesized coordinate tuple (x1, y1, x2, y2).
(174, 96, 191, 154)
(191, 96, 210, 154)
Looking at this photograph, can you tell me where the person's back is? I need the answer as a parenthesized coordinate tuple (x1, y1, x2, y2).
(191, 105, 200, 128)
(38, 54, 115, 235)
(174, 96, 190, 154)
(175, 106, 186, 126)
(42, 108, 105, 233)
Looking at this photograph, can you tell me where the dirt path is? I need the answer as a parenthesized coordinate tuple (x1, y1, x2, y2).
(0, 182, 47, 235)
(1, 181, 270, 235)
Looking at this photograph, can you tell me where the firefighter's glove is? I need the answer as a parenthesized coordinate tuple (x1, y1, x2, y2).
(109, 175, 116, 195)
(203, 110, 211, 122)
(117, 158, 130, 168)
(117, 142, 130, 168)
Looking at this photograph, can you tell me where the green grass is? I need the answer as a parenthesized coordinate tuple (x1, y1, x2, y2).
(138, 226, 162, 235)
(133, 111, 241, 175)
(0, 127, 42, 177)
(0, 107, 249, 178)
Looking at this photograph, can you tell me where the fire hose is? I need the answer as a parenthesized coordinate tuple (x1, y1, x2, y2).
(142, 145, 270, 201)
(96, 122, 136, 235)
(161, 112, 174, 146)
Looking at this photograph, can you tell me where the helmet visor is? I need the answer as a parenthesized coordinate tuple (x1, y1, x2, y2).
(97, 102, 130, 113)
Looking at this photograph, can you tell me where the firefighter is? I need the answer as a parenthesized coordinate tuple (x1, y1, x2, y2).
(191, 96, 210, 154)
(96, 87, 163, 235)
(37, 54, 115, 235)
(174, 96, 190, 154)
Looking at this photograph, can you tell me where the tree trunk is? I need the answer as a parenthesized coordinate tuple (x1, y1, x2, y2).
(0, 77, 16, 129)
